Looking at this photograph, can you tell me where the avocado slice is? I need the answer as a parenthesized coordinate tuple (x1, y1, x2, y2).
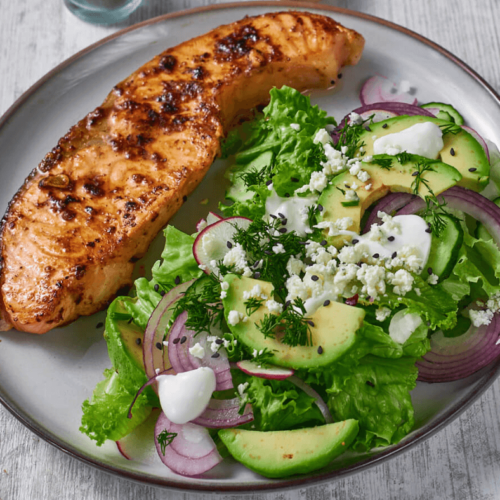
(317, 154, 461, 246)
(357, 115, 489, 191)
(222, 275, 364, 369)
(105, 298, 145, 374)
(219, 420, 359, 478)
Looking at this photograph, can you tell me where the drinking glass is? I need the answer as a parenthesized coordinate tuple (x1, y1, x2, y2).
(64, 0, 143, 25)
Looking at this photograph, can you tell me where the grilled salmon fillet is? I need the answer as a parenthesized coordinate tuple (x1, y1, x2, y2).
(0, 11, 364, 334)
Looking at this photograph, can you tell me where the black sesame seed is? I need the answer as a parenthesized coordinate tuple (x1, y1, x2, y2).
(344, 184, 350, 188)
(317, 204, 324, 212)
(412, 171, 419, 177)
(311, 275, 319, 281)
(427, 267, 433, 275)
(128, 317, 133, 324)
(154, 284, 159, 292)
(266, 180, 272, 186)
(278, 212, 286, 219)
(96, 322, 103, 329)
(135, 338, 142, 346)
(173, 338, 180, 344)
(264, 250, 273, 255)
(338, 73, 343, 79)
(291, 177, 299, 183)
(253, 260, 261, 268)
(160, 290, 166, 296)
(373, 253, 380, 259)
(366, 380, 375, 387)
(281, 219, 287, 225)
(285, 300, 292, 308)
(365, 125, 371, 132)
(323, 300, 331, 307)
(211, 352, 220, 358)
(156, 342, 163, 350)
(215, 338, 223, 345)
(298, 241, 308, 245)
(270, 214, 278, 219)
(469, 167, 477, 172)
(317, 346, 324, 354)
(175, 275, 180, 285)
(391, 251, 397, 259)
(227, 241, 233, 249)
(320, 240, 327, 246)
(330, 80, 335, 85)
(450, 148, 455, 156)
(426, 321, 431, 327)
(352, 239, 359, 244)
(308, 320, 315, 327)
(285, 193, 290, 198)
(388, 236, 395, 242)
(459, 259, 464, 264)
(279, 227, 287, 233)
(426, 227, 432, 233)
(183, 195, 187, 202)
(382, 123, 388, 129)
(180, 336, 187, 344)
(253, 272, 261, 279)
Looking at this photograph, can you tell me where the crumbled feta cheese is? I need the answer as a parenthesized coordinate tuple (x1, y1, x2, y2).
(309, 171, 328, 193)
(228, 310, 241, 326)
(391, 269, 414, 296)
(314, 217, 354, 237)
(313, 129, 332, 145)
(220, 291, 227, 299)
(368, 224, 384, 242)
(357, 170, 371, 183)
(287, 256, 305, 276)
(470, 309, 494, 327)
(237, 382, 249, 398)
(266, 300, 283, 315)
(365, 183, 372, 191)
(345, 190, 358, 202)
(349, 112, 363, 125)
(189, 343, 205, 359)
(223, 243, 248, 273)
(427, 273, 439, 285)
(243, 284, 267, 301)
(290, 123, 300, 131)
(376, 307, 392, 322)
(349, 162, 362, 176)
(363, 156, 373, 163)
(163, 341, 169, 347)
(221, 281, 229, 291)
(357, 264, 386, 299)
(272, 243, 286, 254)
(350, 182, 359, 191)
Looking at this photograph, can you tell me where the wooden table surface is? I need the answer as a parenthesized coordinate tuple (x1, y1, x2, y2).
(1, 1, 500, 498)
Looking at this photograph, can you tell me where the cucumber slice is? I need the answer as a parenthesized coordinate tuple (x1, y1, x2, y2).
(436, 110, 453, 122)
(476, 196, 500, 240)
(425, 214, 463, 280)
(421, 102, 464, 126)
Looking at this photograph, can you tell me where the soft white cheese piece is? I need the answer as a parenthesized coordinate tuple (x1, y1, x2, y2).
(388, 309, 422, 344)
(180, 423, 216, 455)
(157, 367, 216, 424)
(265, 190, 317, 237)
(188, 342, 205, 359)
(373, 122, 444, 159)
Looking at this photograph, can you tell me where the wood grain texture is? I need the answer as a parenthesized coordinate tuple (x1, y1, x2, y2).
(1, 1, 500, 499)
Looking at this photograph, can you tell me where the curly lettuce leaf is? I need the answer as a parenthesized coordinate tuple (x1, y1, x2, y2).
(124, 226, 202, 329)
(233, 372, 324, 432)
(327, 356, 418, 451)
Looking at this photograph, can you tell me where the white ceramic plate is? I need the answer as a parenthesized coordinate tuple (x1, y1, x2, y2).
(1, 1, 500, 493)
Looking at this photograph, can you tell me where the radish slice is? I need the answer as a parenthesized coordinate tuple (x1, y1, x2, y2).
(143, 280, 195, 381)
(116, 409, 161, 463)
(288, 375, 333, 424)
(461, 125, 490, 162)
(167, 311, 233, 392)
(353, 110, 398, 124)
(195, 212, 223, 233)
(154, 412, 222, 476)
(236, 360, 294, 380)
(192, 398, 254, 428)
(360, 75, 417, 106)
(193, 216, 252, 276)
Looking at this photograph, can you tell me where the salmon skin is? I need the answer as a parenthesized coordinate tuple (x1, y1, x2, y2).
(0, 11, 364, 333)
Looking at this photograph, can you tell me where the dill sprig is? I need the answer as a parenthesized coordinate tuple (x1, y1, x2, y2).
(251, 348, 276, 365)
(395, 152, 413, 164)
(334, 120, 367, 158)
(231, 218, 307, 302)
(370, 156, 393, 170)
(238, 162, 273, 188)
(157, 430, 177, 455)
(411, 159, 450, 237)
(173, 274, 224, 335)
(257, 298, 312, 347)
(244, 297, 266, 316)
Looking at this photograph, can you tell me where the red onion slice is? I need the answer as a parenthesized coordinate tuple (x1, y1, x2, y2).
(167, 312, 233, 391)
(154, 412, 222, 476)
(143, 280, 195, 380)
(288, 375, 333, 424)
(461, 125, 490, 162)
(417, 314, 500, 383)
(362, 193, 414, 232)
(360, 76, 417, 106)
(191, 398, 254, 428)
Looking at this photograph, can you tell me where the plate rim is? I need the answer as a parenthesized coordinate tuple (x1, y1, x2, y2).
(1, 1, 500, 493)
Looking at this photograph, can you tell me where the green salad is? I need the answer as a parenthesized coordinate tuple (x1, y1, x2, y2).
(80, 85, 500, 479)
